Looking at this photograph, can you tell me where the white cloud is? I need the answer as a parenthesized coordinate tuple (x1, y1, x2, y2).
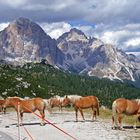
(40, 22, 95, 39)
(125, 37, 140, 47)
(40, 22, 71, 39)
(23, 4, 47, 11)
(0, 0, 27, 8)
(40, 21, 140, 52)
(93, 23, 140, 51)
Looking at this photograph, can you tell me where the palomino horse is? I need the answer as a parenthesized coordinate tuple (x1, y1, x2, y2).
(0, 99, 6, 114)
(49, 96, 64, 112)
(62, 95, 99, 121)
(112, 98, 140, 130)
(3, 97, 46, 126)
(63, 95, 82, 107)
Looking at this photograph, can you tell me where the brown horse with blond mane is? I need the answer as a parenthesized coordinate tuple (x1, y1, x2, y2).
(62, 95, 99, 121)
(49, 96, 64, 112)
(3, 97, 46, 126)
(112, 98, 140, 130)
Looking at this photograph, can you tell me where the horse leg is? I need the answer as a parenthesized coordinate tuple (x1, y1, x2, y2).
(79, 108, 85, 121)
(112, 103, 118, 129)
(60, 105, 62, 112)
(112, 115, 115, 129)
(16, 111, 23, 126)
(118, 114, 124, 130)
(133, 114, 139, 130)
(74, 107, 78, 122)
(92, 107, 96, 121)
(61, 106, 63, 112)
(46, 106, 52, 114)
(3, 107, 6, 114)
(20, 112, 23, 125)
(112, 114, 119, 129)
(39, 110, 45, 126)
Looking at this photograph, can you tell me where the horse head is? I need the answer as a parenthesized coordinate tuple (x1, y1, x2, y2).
(62, 96, 71, 106)
(3, 97, 21, 109)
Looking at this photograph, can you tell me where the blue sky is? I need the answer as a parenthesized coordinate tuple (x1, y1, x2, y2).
(0, 0, 140, 52)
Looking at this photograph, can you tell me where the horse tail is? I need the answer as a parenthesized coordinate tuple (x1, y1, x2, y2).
(112, 101, 117, 116)
(43, 100, 46, 113)
(43, 99, 52, 114)
(112, 100, 117, 126)
(96, 97, 100, 116)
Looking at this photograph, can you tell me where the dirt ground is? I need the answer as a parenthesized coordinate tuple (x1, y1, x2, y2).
(0, 109, 140, 140)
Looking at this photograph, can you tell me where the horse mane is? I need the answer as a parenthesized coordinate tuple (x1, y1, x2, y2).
(65, 95, 82, 98)
(7, 96, 23, 100)
(53, 95, 61, 99)
(64, 95, 82, 105)
(135, 99, 140, 105)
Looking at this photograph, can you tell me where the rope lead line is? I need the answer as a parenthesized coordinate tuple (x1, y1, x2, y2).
(17, 102, 21, 140)
(17, 102, 35, 140)
(23, 104, 79, 140)
(22, 125, 34, 140)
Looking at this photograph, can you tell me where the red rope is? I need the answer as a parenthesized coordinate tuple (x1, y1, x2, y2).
(4, 116, 34, 140)
(17, 102, 35, 140)
(21, 125, 34, 140)
(23, 105, 79, 140)
(5, 98, 78, 140)
(17, 102, 21, 140)
(3, 99, 35, 140)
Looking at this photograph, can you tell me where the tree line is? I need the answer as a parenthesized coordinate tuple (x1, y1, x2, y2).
(0, 63, 140, 108)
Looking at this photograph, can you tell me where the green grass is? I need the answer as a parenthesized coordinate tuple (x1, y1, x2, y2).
(99, 108, 140, 126)
(99, 108, 112, 119)
(74, 107, 140, 126)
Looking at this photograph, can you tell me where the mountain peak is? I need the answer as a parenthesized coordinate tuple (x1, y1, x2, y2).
(8, 17, 47, 37)
(0, 17, 61, 65)
(14, 17, 31, 24)
(57, 28, 88, 43)
(69, 28, 86, 36)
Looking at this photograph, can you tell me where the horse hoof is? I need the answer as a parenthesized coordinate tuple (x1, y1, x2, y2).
(118, 127, 125, 131)
(92, 119, 97, 122)
(112, 126, 120, 130)
(16, 124, 23, 127)
(40, 123, 45, 126)
(112, 127, 115, 130)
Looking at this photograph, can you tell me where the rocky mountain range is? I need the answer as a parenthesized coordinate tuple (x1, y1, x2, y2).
(0, 17, 140, 82)
(0, 17, 63, 65)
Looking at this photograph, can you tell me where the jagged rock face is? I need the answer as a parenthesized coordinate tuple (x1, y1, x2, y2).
(57, 29, 140, 81)
(0, 18, 140, 82)
(57, 28, 91, 72)
(0, 17, 62, 65)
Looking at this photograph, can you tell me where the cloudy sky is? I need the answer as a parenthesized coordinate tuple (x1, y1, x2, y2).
(0, 0, 140, 52)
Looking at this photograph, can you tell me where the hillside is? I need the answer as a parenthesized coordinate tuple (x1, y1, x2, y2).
(0, 63, 140, 108)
